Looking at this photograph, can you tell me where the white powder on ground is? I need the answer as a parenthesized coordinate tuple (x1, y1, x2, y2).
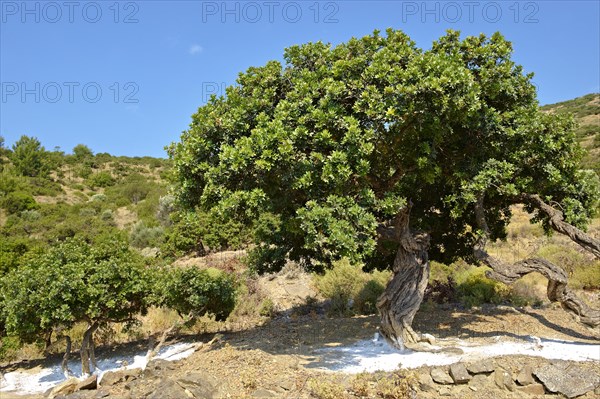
(0, 342, 197, 395)
(314, 335, 600, 373)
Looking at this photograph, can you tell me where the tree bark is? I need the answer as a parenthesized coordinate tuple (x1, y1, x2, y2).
(80, 322, 99, 376)
(474, 195, 600, 328)
(61, 335, 72, 378)
(521, 194, 600, 258)
(376, 206, 431, 349)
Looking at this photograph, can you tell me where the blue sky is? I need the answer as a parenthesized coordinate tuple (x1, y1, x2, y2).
(1, 1, 599, 157)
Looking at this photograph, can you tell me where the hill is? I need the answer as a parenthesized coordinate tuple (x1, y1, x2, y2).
(541, 93, 600, 172)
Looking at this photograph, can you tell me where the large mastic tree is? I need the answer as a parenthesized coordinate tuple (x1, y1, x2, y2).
(169, 30, 600, 348)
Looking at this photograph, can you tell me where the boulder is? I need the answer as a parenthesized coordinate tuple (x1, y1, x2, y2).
(99, 369, 141, 387)
(517, 383, 546, 396)
(76, 375, 97, 391)
(146, 380, 189, 399)
(417, 372, 436, 392)
(176, 371, 218, 399)
(431, 368, 453, 385)
(534, 363, 600, 398)
(48, 378, 79, 399)
(516, 365, 535, 386)
(467, 359, 494, 374)
(449, 363, 471, 384)
(493, 367, 515, 392)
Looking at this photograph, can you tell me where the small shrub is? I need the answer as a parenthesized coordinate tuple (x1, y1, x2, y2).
(130, 221, 164, 249)
(571, 262, 600, 290)
(314, 259, 391, 316)
(308, 378, 347, 399)
(2, 191, 38, 215)
(258, 298, 275, 317)
(158, 267, 237, 321)
(354, 279, 385, 314)
(456, 268, 510, 308)
(87, 172, 115, 188)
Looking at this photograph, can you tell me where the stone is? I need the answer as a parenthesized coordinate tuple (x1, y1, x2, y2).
(76, 375, 97, 391)
(143, 359, 176, 378)
(146, 380, 189, 399)
(467, 359, 495, 374)
(468, 374, 489, 392)
(99, 369, 141, 387)
(48, 378, 79, 399)
(516, 365, 535, 386)
(493, 367, 515, 391)
(431, 368, 454, 385)
(438, 386, 452, 396)
(417, 372, 436, 392)
(517, 383, 546, 396)
(449, 363, 471, 384)
(176, 371, 218, 399)
(535, 363, 600, 398)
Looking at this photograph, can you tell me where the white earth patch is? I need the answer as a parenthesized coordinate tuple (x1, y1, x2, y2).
(0, 342, 196, 395)
(313, 335, 600, 373)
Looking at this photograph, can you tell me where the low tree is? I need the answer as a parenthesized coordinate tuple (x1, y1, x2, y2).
(9, 135, 50, 177)
(0, 237, 153, 375)
(169, 29, 600, 348)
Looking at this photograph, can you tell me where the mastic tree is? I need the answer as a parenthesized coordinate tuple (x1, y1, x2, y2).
(168, 30, 600, 348)
(0, 237, 153, 375)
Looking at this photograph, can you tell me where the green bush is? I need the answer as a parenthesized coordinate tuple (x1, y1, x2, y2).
(571, 262, 600, 290)
(2, 191, 38, 215)
(130, 221, 164, 249)
(87, 171, 115, 188)
(456, 268, 510, 308)
(313, 258, 391, 315)
(157, 267, 237, 321)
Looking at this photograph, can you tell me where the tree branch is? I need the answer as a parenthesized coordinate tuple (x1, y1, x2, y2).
(474, 194, 600, 328)
(522, 193, 600, 258)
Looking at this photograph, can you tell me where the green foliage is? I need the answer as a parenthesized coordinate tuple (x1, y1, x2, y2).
(0, 237, 153, 343)
(313, 258, 391, 315)
(169, 29, 598, 274)
(456, 268, 509, 308)
(1, 191, 38, 215)
(72, 144, 94, 161)
(156, 267, 237, 321)
(9, 136, 50, 177)
(87, 171, 116, 188)
(130, 221, 164, 249)
(570, 262, 600, 290)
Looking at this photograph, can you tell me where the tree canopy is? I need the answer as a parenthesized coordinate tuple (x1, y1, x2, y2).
(169, 29, 598, 272)
(169, 29, 600, 346)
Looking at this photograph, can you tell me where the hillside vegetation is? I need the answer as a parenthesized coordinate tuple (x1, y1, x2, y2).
(541, 93, 600, 173)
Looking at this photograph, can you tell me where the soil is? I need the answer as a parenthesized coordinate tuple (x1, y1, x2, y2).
(3, 301, 599, 399)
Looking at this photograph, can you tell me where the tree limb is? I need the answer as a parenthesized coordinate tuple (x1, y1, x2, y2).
(522, 193, 600, 258)
(474, 194, 600, 328)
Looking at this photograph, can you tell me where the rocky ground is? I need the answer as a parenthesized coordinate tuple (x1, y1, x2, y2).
(2, 298, 599, 399)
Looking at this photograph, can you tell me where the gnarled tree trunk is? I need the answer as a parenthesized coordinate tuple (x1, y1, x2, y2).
(474, 195, 600, 328)
(376, 206, 431, 349)
(61, 335, 72, 378)
(80, 321, 99, 376)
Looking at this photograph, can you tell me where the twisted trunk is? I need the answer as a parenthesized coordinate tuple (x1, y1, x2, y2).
(376, 206, 431, 349)
(474, 195, 600, 328)
(80, 322, 99, 376)
(61, 335, 72, 378)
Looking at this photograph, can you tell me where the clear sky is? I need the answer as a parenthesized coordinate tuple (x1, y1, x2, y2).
(1, 1, 599, 157)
